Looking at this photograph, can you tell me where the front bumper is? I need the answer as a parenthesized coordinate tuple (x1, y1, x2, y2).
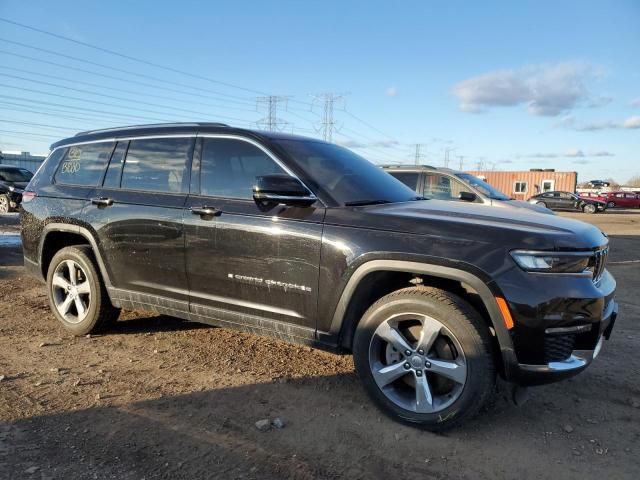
(514, 300, 617, 385)
(495, 264, 617, 386)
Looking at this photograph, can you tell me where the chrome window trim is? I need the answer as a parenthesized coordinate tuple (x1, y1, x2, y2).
(50, 133, 317, 200)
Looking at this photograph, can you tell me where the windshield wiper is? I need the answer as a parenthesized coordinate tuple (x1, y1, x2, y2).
(410, 196, 428, 201)
(344, 199, 393, 206)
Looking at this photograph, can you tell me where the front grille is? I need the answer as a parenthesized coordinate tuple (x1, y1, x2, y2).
(591, 247, 608, 284)
(545, 334, 576, 362)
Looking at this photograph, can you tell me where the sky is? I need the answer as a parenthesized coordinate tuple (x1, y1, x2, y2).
(0, 0, 638, 183)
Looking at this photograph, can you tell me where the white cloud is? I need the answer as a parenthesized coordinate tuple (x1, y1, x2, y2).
(524, 148, 614, 159)
(335, 138, 367, 148)
(565, 148, 584, 157)
(385, 87, 398, 97)
(373, 139, 399, 148)
(557, 115, 640, 131)
(453, 62, 605, 117)
(623, 116, 640, 129)
(631, 98, 640, 108)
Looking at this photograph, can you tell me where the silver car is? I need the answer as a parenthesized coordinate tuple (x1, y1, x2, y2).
(383, 165, 553, 215)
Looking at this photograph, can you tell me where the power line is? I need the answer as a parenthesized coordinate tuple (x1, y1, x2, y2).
(0, 50, 256, 107)
(0, 17, 269, 96)
(0, 119, 80, 132)
(0, 66, 259, 113)
(0, 38, 260, 105)
(0, 73, 256, 122)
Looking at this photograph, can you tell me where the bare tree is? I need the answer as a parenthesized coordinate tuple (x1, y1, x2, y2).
(626, 175, 640, 187)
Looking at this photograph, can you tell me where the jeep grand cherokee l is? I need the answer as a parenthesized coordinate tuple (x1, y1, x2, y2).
(21, 123, 618, 430)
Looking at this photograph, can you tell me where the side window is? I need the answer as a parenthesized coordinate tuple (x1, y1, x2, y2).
(121, 138, 193, 193)
(389, 172, 420, 190)
(102, 141, 129, 188)
(423, 174, 466, 200)
(514, 181, 528, 193)
(54, 142, 115, 186)
(200, 138, 286, 199)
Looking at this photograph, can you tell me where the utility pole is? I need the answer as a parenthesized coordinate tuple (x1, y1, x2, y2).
(476, 159, 483, 171)
(256, 96, 290, 132)
(444, 147, 456, 168)
(414, 144, 428, 165)
(457, 155, 465, 170)
(313, 93, 343, 142)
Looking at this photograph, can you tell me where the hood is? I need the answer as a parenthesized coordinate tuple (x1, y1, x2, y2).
(327, 199, 608, 251)
(504, 199, 554, 215)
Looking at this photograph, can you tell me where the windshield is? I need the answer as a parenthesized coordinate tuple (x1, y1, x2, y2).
(455, 173, 510, 201)
(273, 139, 420, 205)
(0, 167, 33, 183)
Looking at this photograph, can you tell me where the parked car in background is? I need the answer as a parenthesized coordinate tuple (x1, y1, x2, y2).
(593, 191, 640, 209)
(529, 191, 606, 214)
(0, 164, 34, 213)
(383, 165, 553, 214)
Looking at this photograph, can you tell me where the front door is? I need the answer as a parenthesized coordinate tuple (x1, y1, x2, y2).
(84, 137, 194, 303)
(184, 136, 324, 331)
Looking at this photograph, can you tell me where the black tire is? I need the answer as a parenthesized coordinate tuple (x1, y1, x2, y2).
(353, 286, 495, 431)
(0, 194, 9, 214)
(46, 246, 120, 336)
(536, 201, 547, 208)
(607, 201, 615, 208)
(583, 204, 597, 214)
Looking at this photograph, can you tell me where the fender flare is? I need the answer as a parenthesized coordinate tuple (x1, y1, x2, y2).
(328, 259, 516, 371)
(39, 222, 114, 290)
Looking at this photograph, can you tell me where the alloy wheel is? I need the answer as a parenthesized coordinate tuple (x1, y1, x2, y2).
(0, 195, 9, 213)
(51, 260, 92, 324)
(368, 312, 467, 413)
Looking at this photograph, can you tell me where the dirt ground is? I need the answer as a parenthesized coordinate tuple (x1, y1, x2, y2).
(1, 210, 638, 479)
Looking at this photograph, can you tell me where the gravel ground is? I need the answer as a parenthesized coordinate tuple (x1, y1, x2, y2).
(0, 210, 638, 479)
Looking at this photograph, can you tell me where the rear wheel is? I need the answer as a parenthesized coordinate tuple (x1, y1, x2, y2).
(0, 194, 9, 213)
(583, 204, 597, 214)
(46, 246, 120, 335)
(353, 286, 495, 431)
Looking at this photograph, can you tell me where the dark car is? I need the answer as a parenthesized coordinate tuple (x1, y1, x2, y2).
(0, 164, 34, 213)
(383, 165, 553, 214)
(529, 191, 606, 213)
(21, 123, 617, 430)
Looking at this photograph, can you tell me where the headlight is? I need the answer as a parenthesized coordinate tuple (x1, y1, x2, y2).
(510, 250, 592, 273)
(8, 186, 14, 192)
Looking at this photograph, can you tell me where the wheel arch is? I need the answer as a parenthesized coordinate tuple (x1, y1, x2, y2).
(39, 223, 114, 292)
(329, 260, 516, 375)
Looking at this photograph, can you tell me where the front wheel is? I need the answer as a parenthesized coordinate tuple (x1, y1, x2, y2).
(536, 201, 547, 208)
(0, 194, 9, 213)
(46, 246, 120, 336)
(583, 204, 597, 214)
(607, 201, 615, 208)
(353, 287, 496, 431)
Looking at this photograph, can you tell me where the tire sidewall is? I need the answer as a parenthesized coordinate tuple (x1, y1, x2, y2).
(584, 204, 596, 214)
(46, 247, 102, 336)
(353, 292, 494, 429)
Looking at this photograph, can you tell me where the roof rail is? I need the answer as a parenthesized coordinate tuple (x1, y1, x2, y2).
(75, 122, 230, 137)
(381, 164, 437, 169)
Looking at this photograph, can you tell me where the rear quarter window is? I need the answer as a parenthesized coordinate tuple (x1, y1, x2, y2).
(388, 171, 420, 190)
(54, 142, 115, 186)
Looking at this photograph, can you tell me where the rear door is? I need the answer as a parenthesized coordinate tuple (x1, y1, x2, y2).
(184, 136, 324, 331)
(84, 136, 194, 304)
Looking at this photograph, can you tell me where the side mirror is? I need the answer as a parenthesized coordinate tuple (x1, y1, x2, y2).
(253, 174, 317, 207)
(458, 191, 477, 202)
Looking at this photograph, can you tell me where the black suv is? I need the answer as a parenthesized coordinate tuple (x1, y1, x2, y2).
(21, 123, 617, 430)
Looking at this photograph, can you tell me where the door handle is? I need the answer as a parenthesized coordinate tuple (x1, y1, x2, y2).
(91, 197, 114, 207)
(191, 206, 222, 218)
